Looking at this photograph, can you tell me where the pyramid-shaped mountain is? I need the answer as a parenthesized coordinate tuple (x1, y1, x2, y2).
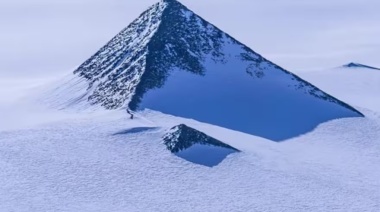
(59, 0, 363, 141)
(163, 124, 239, 167)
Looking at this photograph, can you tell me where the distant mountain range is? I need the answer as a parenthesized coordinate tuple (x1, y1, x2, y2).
(343, 62, 380, 70)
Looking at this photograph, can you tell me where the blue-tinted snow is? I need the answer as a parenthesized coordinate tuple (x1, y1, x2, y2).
(139, 41, 361, 141)
(174, 144, 237, 167)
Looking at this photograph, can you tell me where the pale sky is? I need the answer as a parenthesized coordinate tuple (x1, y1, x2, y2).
(0, 0, 379, 78)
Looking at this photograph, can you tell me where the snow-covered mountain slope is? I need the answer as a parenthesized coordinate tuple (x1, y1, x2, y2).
(298, 66, 380, 112)
(48, 0, 363, 141)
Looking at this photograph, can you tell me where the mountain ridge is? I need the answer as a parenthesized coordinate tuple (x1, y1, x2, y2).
(343, 62, 380, 70)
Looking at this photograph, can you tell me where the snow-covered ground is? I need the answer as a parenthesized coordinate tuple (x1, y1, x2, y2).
(1, 0, 380, 211)
(299, 66, 380, 112)
(0, 65, 379, 211)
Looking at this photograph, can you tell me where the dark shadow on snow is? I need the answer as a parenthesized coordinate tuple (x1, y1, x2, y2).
(163, 124, 240, 167)
(113, 127, 159, 135)
(173, 144, 238, 167)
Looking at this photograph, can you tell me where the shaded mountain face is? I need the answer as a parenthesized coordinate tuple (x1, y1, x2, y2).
(66, 0, 363, 141)
(163, 124, 239, 153)
(163, 124, 239, 167)
(343, 63, 380, 70)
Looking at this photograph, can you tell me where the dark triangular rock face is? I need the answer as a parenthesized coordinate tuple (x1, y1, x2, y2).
(74, 0, 235, 110)
(343, 62, 380, 70)
(163, 124, 239, 167)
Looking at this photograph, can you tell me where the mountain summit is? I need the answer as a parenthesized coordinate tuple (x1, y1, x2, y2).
(53, 0, 363, 141)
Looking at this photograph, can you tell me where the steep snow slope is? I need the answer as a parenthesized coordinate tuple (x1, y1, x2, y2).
(50, 0, 362, 141)
(137, 40, 361, 141)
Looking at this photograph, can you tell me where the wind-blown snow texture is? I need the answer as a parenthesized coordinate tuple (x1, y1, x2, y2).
(61, 0, 363, 140)
(0, 108, 379, 212)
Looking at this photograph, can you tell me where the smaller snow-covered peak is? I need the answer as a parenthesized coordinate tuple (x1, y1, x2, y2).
(163, 124, 239, 153)
(163, 124, 239, 167)
(343, 63, 380, 70)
